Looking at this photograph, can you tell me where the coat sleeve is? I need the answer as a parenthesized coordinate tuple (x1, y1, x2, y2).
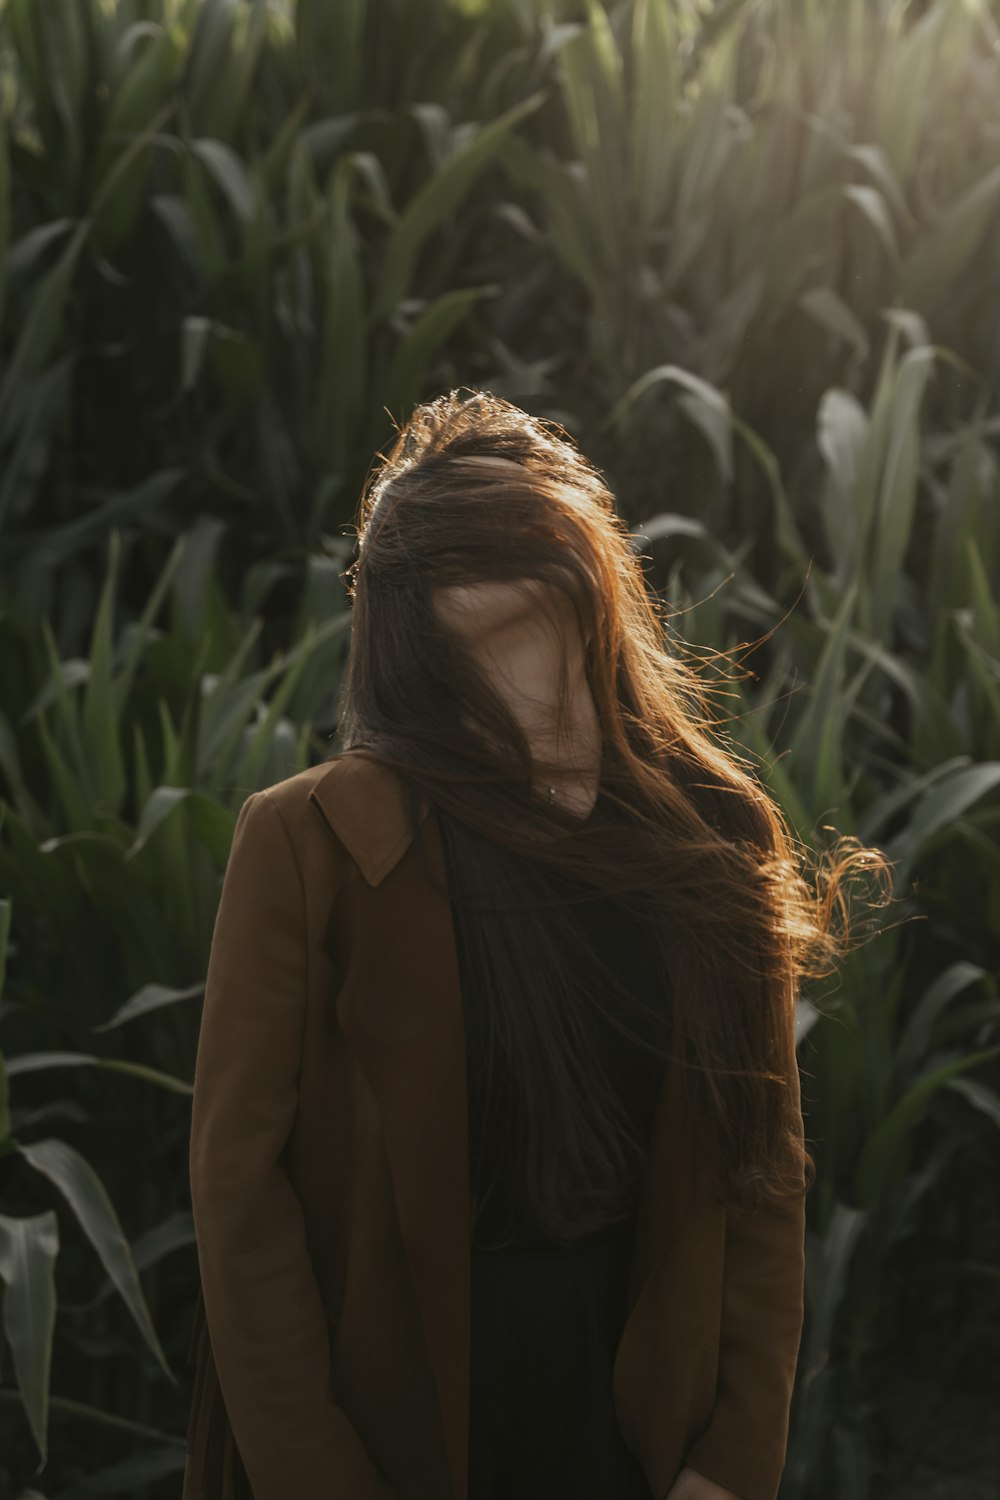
(679, 1049, 807, 1500)
(189, 788, 394, 1500)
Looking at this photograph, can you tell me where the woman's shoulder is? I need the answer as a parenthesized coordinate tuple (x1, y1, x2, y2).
(251, 751, 429, 889)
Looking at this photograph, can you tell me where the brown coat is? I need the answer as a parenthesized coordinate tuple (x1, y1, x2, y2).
(182, 750, 806, 1500)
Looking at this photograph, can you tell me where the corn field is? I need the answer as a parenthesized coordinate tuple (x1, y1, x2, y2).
(0, 1, 998, 1496)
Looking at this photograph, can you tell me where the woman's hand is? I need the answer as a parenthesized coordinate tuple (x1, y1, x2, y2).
(662, 1464, 745, 1500)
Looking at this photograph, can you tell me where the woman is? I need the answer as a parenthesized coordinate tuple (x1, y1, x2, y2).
(182, 390, 888, 1500)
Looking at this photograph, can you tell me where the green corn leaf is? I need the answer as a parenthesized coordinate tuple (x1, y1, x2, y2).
(0, 899, 9, 1142)
(315, 155, 367, 472)
(0, 122, 9, 330)
(89, 19, 181, 249)
(191, 138, 256, 226)
(186, 0, 238, 132)
(897, 962, 995, 1080)
(201, 0, 269, 142)
(0, 1210, 58, 1465)
(118, 535, 186, 702)
(945, 1076, 1000, 1131)
(260, 93, 311, 194)
(15, 1139, 172, 1380)
(181, 315, 210, 392)
(870, 346, 934, 637)
(497, 134, 605, 306)
(91, 982, 204, 1034)
(409, 102, 452, 173)
(630, 0, 680, 240)
(296, 0, 366, 113)
(32, 622, 87, 733)
(207, 324, 264, 409)
(6, 0, 46, 132)
(901, 164, 1000, 309)
(727, 693, 813, 841)
(880, 306, 930, 351)
(4, 218, 75, 282)
(557, 0, 627, 266)
(36, 704, 90, 834)
(797, 289, 869, 366)
(240, 170, 271, 328)
(582, 0, 626, 115)
(928, 437, 998, 612)
(238, 637, 315, 794)
(872, 1, 944, 182)
(802, 1200, 868, 1357)
(195, 642, 265, 773)
(128, 786, 236, 867)
(964, 534, 1000, 662)
(180, 135, 226, 282)
(90, 92, 178, 254)
(299, 114, 363, 180)
(889, 761, 1000, 886)
(0, 220, 90, 433)
(0, 1050, 7, 1153)
(701, 268, 765, 384)
(81, 532, 127, 816)
(0, 808, 80, 934)
(879, 1135, 962, 1254)
(817, 387, 869, 586)
(848, 325, 901, 620)
(0, 710, 35, 823)
(604, 364, 733, 481)
(346, 150, 396, 228)
(6, 1051, 193, 1095)
(843, 183, 899, 265)
(148, 188, 200, 278)
(954, 614, 1000, 751)
(380, 283, 499, 429)
(845, 142, 912, 229)
(2, 465, 183, 573)
(856, 1045, 1000, 1211)
(728, 412, 807, 572)
(0, 361, 73, 541)
(785, 583, 860, 818)
(238, 610, 351, 783)
(102, 22, 182, 141)
(39, 0, 88, 131)
(762, 185, 840, 308)
(372, 90, 545, 323)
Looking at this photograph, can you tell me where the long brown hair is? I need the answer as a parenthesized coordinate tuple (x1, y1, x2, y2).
(333, 388, 892, 1243)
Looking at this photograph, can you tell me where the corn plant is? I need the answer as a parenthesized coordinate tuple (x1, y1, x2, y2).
(0, 0, 544, 642)
(633, 312, 1000, 1493)
(1, 2, 999, 1496)
(0, 518, 355, 1487)
(498, 0, 1000, 600)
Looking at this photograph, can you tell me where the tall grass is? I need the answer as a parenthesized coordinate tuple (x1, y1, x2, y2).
(0, 2, 998, 1496)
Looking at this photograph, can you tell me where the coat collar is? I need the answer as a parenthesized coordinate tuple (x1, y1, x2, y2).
(308, 749, 472, 1497)
(307, 749, 431, 887)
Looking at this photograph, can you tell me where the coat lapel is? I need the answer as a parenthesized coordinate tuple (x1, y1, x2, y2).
(308, 751, 472, 1500)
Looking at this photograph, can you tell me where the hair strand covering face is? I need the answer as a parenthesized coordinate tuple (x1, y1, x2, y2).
(333, 387, 893, 1241)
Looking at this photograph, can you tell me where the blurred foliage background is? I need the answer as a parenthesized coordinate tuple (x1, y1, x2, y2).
(0, 0, 999, 1496)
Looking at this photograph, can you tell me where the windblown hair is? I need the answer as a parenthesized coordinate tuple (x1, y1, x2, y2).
(334, 387, 892, 1244)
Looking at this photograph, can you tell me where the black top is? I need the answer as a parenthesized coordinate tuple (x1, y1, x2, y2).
(438, 791, 671, 1500)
